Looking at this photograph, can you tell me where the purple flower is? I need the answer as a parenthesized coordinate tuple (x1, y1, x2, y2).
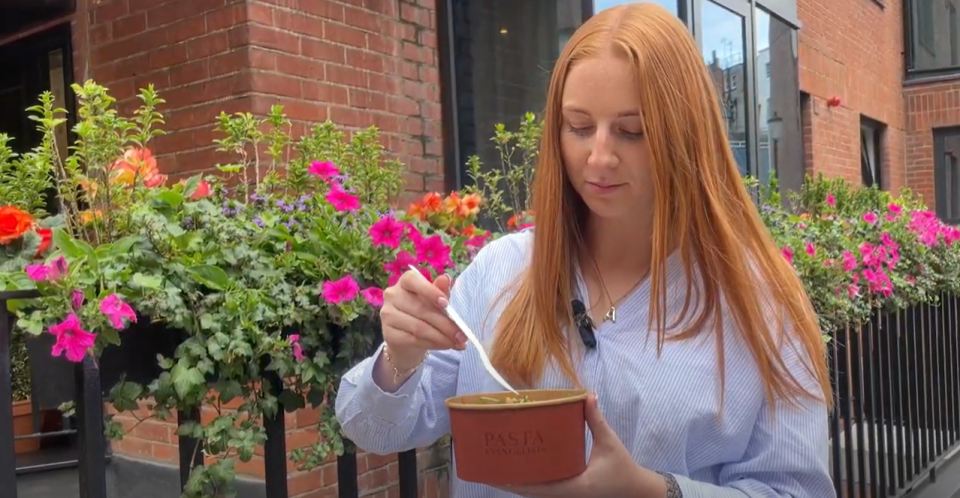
(252, 217, 265, 228)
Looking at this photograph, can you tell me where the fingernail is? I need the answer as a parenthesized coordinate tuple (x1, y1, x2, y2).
(456, 332, 467, 343)
(437, 297, 449, 308)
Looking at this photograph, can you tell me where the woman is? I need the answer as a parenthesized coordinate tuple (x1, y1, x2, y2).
(335, 3, 834, 497)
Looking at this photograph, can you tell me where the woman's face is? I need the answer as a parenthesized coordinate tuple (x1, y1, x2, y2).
(559, 52, 654, 223)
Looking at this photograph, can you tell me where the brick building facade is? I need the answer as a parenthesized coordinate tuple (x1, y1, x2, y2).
(3, 0, 960, 497)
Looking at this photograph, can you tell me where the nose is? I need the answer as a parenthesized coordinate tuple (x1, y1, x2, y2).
(586, 126, 619, 170)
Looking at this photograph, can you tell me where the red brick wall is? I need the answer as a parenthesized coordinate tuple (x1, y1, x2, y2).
(67, 0, 450, 496)
(904, 80, 960, 206)
(70, 0, 442, 202)
(797, 0, 908, 194)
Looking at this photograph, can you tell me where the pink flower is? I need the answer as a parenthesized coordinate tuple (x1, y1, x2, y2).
(414, 234, 452, 272)
(805, 242, 816, 256)
(863, 268, 893, 298)
(71, 290, 84, 310)
(781, 247, 794, 265)
(369, 216, 404, 249)
(326, 186, 360, 212)
(25, 264, 50, 281)
(25, 256, 68, 282)
(862, 212, 878, 224)
(361, 287, 384, 307)
(288, 334, 305, 362)
(321, 275, 360, 304)
(826, 194, 836, 207)
(888, 203, 902, 216)
(842, 251, 858, 272)
(847, 284, 860, 299)
(48, 313, 96, 362)
(308, 160, 339, 179)
(100, 294, 138, 329)
(465, 233, 489, 248)
(384, 251, 417, 286)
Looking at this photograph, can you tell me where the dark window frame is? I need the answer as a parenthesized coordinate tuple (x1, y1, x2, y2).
(859, 116, 886, 190)
(933, 126, 960, 225)
(437, 0, 802, 191)
(903, 0, 960, 79)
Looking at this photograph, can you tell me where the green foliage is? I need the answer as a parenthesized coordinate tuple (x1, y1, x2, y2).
(10, 326, 29, 401)
(0, 81, 485, 498)
(463, 111, 540, 231)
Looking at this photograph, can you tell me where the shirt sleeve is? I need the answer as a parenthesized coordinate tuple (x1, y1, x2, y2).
(333, 244, 489, 455)
(672, 332, 835, 498)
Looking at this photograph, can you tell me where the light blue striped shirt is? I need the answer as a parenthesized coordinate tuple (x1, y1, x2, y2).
(335, 230, 834, 497)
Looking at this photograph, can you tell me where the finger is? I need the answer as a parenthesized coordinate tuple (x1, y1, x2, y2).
(399, 269, 447, 308)
(393, 296, 467, 345)
(434, 274, 452, 297)
(381, 306, 465, 350)
(584, 393, 614, 442)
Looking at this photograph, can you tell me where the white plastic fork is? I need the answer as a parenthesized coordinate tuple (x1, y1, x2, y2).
(406, 265, 519, 394)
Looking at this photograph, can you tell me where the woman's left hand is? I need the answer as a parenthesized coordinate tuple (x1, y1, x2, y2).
(493, 394, 668, 498)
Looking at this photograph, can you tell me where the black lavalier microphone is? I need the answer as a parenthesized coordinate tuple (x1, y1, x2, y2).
(571, 299, 597, 349)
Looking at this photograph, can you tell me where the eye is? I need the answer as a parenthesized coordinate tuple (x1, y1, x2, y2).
(619, 129, 644, 140)
(566, 124, 594, 136)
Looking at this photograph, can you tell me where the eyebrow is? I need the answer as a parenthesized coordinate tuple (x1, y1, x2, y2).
(561, 106, 640, 118)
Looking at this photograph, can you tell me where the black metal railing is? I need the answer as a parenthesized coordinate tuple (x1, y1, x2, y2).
(0, 290, 419, 498)
(829, 293, 960, 498)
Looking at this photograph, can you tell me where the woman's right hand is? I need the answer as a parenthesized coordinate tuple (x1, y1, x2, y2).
(379, 270, 468, 369)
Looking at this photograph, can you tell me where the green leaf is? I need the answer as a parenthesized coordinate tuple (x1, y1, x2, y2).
(51, 228, 86, 259)
(183, 175, 202, 198)
(132, 273, 163, 289)
(187, 265, 232, 291)
(216, 380, 243, 404)
(278, 389, 306, 413)
(171, 360, 205, 399)
(154, 190, 185, 208)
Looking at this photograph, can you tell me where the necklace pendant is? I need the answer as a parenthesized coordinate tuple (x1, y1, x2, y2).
(603, 306, 617, 323)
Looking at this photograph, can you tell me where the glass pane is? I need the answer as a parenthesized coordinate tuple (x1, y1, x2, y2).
(755, 7, 802, 191)
(909, 0, 960, 72)
(594, 0, 678, 16)
(701, 0, 748, 175)
(451, 0, 587, 185)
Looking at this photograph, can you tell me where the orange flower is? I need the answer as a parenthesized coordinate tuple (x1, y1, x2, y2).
(35, 228, 52, 257)
(442, 192, 461, 214)
(407, 201, 428, 221)
(79, 209, 103, 225)
(459, 193, 482, 218)
(110, 147, 168, 188)
(0, 206, 34, 244)
(421, 193, 442, 213)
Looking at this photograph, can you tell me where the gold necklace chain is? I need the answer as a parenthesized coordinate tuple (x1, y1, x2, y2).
(586, 255, 650, 324)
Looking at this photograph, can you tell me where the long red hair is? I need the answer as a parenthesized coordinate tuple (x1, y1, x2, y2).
(488, 3, 831, 409)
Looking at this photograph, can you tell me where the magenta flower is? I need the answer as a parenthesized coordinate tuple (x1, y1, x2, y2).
(326, 187, 360, 212)
(384, 251, 417, 286)
(48, 313, 96, 362)
(25, 264, 51, 281)
(781, 247, 794, 265)
(842, 251, 858, 272)
(369, 216, 404, 249)
(288, 334, 305, 362)
(414, 234, 452, 272)
(71, 290, 84, 310)
(25, 256, 68, 282)
(100, 294, 138, 329)
(862, 212, 878, 224)
(805, 242, 816, 256)
(826, 194, 836, 207)
(321, 275, 360, 304)
(308, 160, 339, 180)
(361, 287, 384, 308)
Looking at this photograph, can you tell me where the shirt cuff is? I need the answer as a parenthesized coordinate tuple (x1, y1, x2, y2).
(672, 473, 744, 498)
(352, 342, 426, 426)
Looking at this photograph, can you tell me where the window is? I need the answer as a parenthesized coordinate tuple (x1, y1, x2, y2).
(859, 117, 885, 189)
(756, 6, 803, 194)
(934, 127, 960, 224)
(906, 0, 960, 74)
(439, 0, 801, 192)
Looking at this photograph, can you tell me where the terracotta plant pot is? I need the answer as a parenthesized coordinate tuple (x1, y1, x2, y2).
(445, 389, 588, 486)
(12, 399, 40, 455)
